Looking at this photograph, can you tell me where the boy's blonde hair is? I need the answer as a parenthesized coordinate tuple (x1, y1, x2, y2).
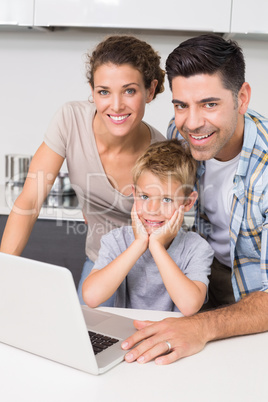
(132, 139, 197, 197)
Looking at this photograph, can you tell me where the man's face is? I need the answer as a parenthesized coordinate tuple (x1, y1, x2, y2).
(171, 73, 244, 161)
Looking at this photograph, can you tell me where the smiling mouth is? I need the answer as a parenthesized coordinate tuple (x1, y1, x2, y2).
(144, 219, 164, 226)
(108, 114, 130, 121)
(190, 132, 214, 140)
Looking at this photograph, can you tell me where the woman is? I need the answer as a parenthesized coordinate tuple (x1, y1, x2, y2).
(0, 35, 165, 304)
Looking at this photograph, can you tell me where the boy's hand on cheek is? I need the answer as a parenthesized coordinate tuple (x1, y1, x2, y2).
(131, 205, 149, 249)
(149, 206, 185, 248)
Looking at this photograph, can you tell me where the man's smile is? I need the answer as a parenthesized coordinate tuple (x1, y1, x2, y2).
(190, 132, 214, 140)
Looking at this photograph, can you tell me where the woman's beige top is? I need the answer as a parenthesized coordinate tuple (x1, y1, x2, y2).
(44, 101, 165, 261)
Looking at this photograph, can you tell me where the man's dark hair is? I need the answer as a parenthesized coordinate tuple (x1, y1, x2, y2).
(165, 34, 245, 97)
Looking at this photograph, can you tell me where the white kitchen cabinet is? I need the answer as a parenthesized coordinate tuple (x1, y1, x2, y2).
(34, 0, 232, 33)
(0, 0, 34, 26)
(231, 0, 268, 34)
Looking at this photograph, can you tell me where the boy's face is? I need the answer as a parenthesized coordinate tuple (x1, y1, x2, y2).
(134, 170, 192, 235)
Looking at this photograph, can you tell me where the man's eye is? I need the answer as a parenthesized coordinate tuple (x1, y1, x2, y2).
(205, 102, 217, 108)
(163, 197, 172, 203)
(175, 104, 187, 110)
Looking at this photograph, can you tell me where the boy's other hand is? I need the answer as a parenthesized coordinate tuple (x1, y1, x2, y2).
(149, 205, 184, 248)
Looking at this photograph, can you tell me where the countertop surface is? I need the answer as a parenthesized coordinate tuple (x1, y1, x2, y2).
(0, 184, 83, 221)
(0, 183, 195, 226)
(0, 306, 267, 402)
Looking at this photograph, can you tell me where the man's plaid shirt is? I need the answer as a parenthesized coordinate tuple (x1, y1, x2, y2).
(168, 109, 268, 301)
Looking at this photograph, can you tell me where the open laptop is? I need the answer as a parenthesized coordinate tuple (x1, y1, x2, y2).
(0, 252, 136, 375)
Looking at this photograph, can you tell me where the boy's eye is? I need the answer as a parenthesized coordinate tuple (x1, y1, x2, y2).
(140, 194, 149, 200)
(163, 197, 172, 203)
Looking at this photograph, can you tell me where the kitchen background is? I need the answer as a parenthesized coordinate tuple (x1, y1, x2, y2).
(1, 0, 268, 185)
(1, 0, 268, 286)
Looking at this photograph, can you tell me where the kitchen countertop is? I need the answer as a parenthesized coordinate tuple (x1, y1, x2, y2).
(0, 184, 83, 221)
(0, 184, 195, 226)
(1, 306, 267, 402)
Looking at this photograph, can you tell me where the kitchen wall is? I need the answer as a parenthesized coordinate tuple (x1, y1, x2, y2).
(0, 28, 268, 185)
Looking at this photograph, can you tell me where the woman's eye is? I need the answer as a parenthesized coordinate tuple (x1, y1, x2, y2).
(125, 88, 136, 95)
(163, 197, 172, 203)
(99, 90, 109, 96)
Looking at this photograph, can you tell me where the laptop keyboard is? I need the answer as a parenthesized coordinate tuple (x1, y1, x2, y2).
(88, 331, 119, 355)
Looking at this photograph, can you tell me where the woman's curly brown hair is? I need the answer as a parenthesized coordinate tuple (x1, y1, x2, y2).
(85, 35, 165, 99)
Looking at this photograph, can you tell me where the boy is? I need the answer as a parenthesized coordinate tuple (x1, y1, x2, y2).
(82, 140, 214, 315)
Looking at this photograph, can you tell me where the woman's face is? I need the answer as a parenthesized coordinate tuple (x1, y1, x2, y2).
(91, 63, 157, 138)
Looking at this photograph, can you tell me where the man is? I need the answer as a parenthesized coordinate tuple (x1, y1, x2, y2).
(121, 34, 268, 365)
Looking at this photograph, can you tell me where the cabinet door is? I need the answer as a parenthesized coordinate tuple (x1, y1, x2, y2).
(34, 0, 231, 33)
(0, 216, 87, 289)
(0, 0, 34, 26)
(231, 0, 268, 34)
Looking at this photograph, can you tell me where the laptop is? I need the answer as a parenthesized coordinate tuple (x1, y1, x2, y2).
(0, 252, 136, 375)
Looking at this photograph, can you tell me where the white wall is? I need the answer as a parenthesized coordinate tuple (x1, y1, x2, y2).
(0, 28, 268, 184)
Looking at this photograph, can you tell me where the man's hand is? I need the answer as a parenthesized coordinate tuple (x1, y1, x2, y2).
(121, 292, 268, 365)
(149, 205, 184, 249)
(121, 314, 208, 365)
